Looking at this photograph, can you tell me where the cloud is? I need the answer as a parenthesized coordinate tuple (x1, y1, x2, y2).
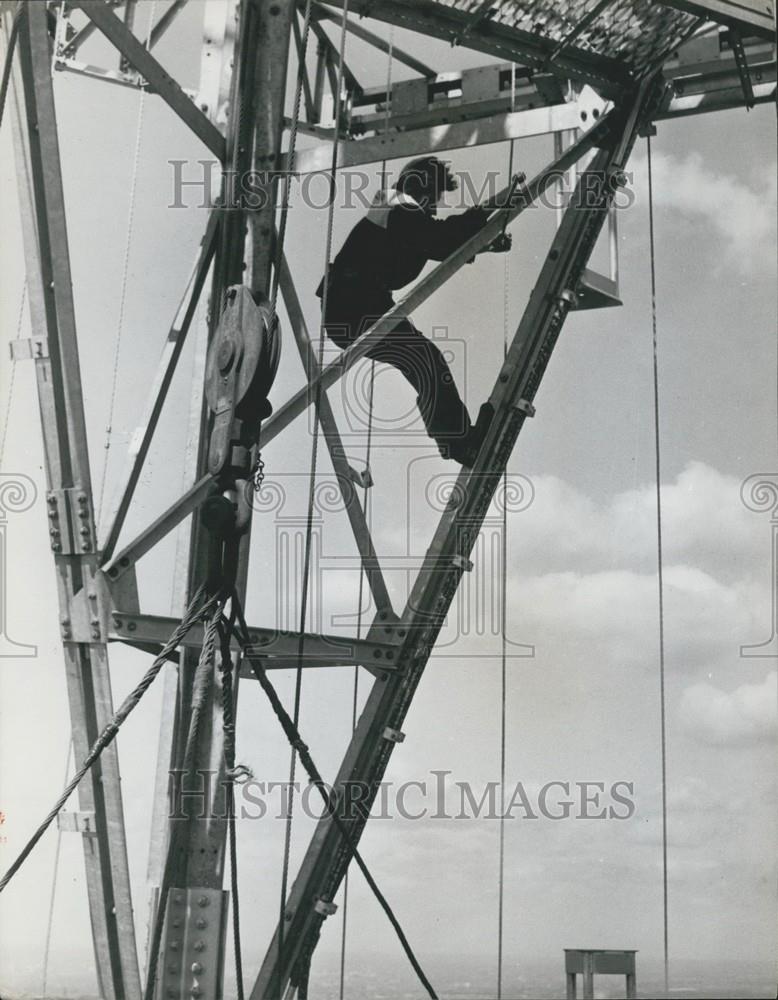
(678, 672, 777, 747)
(630, 149, 776, 272)
(511, 461, 764, 579)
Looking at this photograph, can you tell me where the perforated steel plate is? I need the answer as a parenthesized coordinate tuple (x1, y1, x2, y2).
(438, 0, 699, 78)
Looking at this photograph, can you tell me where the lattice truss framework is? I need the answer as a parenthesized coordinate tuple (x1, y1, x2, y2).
(1, 1, 775, 998)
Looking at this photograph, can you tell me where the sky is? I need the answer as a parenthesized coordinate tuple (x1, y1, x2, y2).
(0, 2, 776, 998)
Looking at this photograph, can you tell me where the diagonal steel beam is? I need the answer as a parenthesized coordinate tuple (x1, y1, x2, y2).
(310, 18, 362, 97)
(148, 0, 189, 48)
(292, 9, 316, 121)
(250, 80, 660, 998)
(100, 210, 219, 562)
(278, 254, 394, 616)
(314, 5, 436, 79)
(99, 110, 615, 583)
(73, 0, 226, 160)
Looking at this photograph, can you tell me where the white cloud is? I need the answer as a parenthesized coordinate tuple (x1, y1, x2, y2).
(512, 461, 763, 579)
(679, 672, 777, 747)
(630, 149, 776, 271)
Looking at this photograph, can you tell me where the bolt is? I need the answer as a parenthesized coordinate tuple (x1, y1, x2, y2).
(77, 493, 87, 505)
(82, 541, 91, 551)
(191, 989, 202, 999)
(52, 542, 61, 553)
(191, 962, 204, 974)
(50, 527, 60, 538)
(193, 940, 205, 952)
(197, 895, 210, 907)
(80, 526, 90, 537)
(195, 917, 207, 929)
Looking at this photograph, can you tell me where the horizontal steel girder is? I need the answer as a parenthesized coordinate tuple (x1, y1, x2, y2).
(109, 612, 402, 672)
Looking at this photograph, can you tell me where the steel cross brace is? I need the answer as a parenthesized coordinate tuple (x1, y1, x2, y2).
(249, 81, 661, 998)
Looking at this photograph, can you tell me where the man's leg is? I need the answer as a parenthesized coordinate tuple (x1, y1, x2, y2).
(362, 318, 472, 448)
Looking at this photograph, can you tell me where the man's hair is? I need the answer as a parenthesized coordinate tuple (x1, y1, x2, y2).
(394, 156, 457, 209)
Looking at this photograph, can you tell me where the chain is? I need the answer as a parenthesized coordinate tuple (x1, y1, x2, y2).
(251, 451, 265, 493)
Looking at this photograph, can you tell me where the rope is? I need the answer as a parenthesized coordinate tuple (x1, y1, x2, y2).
(277, 4, 351, 985)
(339, 23, 391, 997)
(41, 738, 72, 999)
(496, 137, 514, 1000)
(144, 593, 226, 1000)
(231, 593, 438, 1000)
(217, 618, 245, 1000)
(0, 281, 26, 470)
(270, 0, 313, 316)
(0, 3, 23, 136)
(647, 134, 670, 997)
(0, 582, 216, 896)
(97, 0, 156, 530)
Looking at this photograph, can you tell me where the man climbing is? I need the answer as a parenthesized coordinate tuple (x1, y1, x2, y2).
(317, 156, 510, 466)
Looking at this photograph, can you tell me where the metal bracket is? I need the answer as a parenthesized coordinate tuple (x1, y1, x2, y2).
(451, 554, 474, 571)
(9, 337, 49, 361)
(383, 727, 406, 743)
(313, 898, 338, 917)
(514, 398, 536, 418)
(727, 27, 755, 109)
(347, 463, 373, 489)
(46, 487, 95, 555)
(57, 810, 97, 834)
(158, 887, 228, 1000)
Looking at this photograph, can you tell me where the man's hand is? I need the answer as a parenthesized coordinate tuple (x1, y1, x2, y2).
(481, 231, 513, 254)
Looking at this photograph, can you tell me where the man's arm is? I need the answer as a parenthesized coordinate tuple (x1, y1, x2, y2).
(392, 205, 490, 261)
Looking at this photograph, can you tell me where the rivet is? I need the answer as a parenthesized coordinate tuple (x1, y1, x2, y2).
(195, 917, 207, 929)
(191, 962, 204, 974)
(197, 895, 210, 907)
(193, 940, 205, 952)
(170, 940, 179, 951)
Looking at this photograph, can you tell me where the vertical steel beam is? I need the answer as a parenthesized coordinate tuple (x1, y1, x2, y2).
(250, 86, 659, 998)
(7, 5, 140, 998)
(149, 2, 296, 996)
